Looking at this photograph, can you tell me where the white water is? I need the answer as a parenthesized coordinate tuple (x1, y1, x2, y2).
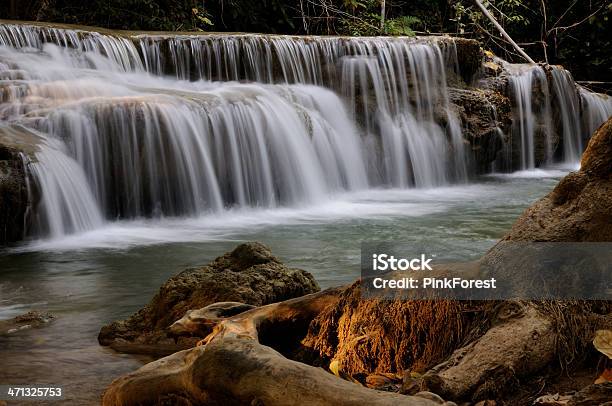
(550, 67, 583, 163)
(0, 23, 472, 239)
(16, 179, 560, 252)
(581, 88, 612, 136)
(506, 64, 612, 170)
(341, 43, 467, 187)
(0, 43, 374, 235)
(507, 65, 551, 170)
(0, 22, 611, 241)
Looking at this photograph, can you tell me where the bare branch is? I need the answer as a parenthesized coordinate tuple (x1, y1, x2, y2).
(548, 2, 607, 35)
(473, 0, 536, 63)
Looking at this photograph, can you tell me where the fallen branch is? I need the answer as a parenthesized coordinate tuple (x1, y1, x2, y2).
(473, 0, 536, 64)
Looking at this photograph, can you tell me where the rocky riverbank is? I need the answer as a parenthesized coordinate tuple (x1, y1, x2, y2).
(100, 118, 612, 405)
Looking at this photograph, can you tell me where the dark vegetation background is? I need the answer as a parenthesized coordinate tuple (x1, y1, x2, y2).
(2, 0, 611, 85)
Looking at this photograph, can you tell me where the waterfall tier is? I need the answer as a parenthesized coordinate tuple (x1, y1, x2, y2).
(0, 21, 610, 241)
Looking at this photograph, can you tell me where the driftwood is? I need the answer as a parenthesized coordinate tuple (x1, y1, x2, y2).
(103, 288, 444, 406)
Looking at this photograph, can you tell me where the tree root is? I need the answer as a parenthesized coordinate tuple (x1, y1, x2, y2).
(421, 302, 556, 400)
(103, 287, 445, 405)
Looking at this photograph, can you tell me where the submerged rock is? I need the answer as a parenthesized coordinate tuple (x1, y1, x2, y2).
(98, 242, 319, 355)
(0, 311, 55, 335)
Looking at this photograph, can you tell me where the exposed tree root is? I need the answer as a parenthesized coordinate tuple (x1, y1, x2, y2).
(301, 280, 496, 376)
(103, 288, 443, 406)
(422, 303, 556, 400)
(103, 337, 442, 406)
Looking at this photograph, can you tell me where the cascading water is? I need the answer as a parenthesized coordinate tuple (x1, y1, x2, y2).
(0, 43, 372, 235)
(340, 42, 467, 187)
(550, 67, 583, 164)
(507, 65, 551, 170)
(0, 21, 611, 240)
(580, 89, 612, 136)
(25, 145, 105, 238)
(505, 64, 611, 170)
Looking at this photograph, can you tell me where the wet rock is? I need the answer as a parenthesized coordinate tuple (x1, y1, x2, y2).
(0, 125, 39, 245)
(0, 311, 55, 335)
(502, 117, 612, 242)
(98, 242, 319, 355)
(448, 87, 512, 172)
(451, 38, 483, 83)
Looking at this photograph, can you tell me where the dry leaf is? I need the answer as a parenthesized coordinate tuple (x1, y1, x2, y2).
(593, 330, 612, 359)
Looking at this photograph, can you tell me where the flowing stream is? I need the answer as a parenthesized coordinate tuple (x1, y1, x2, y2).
(0, 21, 611, 404)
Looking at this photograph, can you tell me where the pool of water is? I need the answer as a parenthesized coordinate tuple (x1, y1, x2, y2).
(0, 170, 565, 404)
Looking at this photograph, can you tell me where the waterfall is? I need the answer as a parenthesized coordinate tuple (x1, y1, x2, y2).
(506, 64, 610, 169)
(1, 41, 372, 231)
(507, 65, 550, 170)
(580, 89, 612, 136)
(0, 37, 375, 237)
(550, 67, 582, 164)
(0, 21, 611, 239)
(25, 146, 105, 237)
(339, 41, 466, 187)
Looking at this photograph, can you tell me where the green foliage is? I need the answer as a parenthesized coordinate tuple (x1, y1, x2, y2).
(336, 0, 421, 37)
(452, 0, 529, 36)
(385, 16, 421, 36)
(192, 7, 214, 28)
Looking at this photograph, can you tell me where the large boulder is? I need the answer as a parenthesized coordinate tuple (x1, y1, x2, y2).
(98, 242, 319, 355)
